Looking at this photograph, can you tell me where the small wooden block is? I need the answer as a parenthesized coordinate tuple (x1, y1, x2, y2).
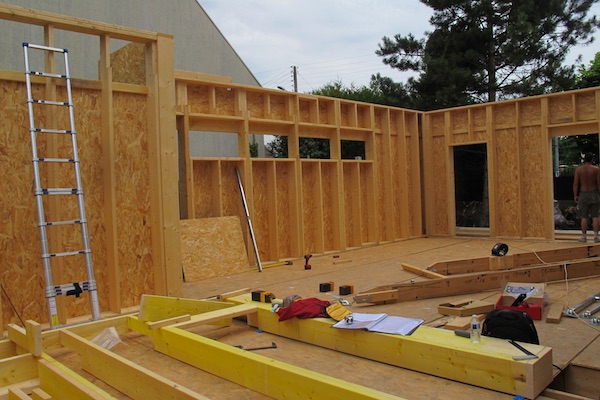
(545, 304, 564, 324)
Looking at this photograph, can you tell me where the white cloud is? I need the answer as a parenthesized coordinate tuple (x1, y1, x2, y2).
(199, 0, 599, 92)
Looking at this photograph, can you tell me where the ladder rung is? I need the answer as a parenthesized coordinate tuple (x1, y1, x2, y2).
(27, 71, 67, 79)
(36, 158, 75, 163)
(44, 249, 90, 258)
(32, 128, 74, 134)
(41, 219, 83, 227)
(37, 188, 81, 195)
(31, 99, 70, 106)
(23, 42, 68, 53)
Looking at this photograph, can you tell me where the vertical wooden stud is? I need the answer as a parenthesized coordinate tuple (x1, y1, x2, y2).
(99, 34, 120, 313)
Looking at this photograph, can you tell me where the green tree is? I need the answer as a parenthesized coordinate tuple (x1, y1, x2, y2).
(577, 51, 600, 88)
(377, 0, 600, 110)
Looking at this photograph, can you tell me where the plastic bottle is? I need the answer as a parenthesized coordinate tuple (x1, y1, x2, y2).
(470, 314, 481, 343)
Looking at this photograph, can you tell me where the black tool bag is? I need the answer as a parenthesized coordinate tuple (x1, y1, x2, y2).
(482, 309, 539, 344)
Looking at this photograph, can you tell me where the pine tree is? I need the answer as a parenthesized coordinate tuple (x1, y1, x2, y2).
(377, 0, 600, 110)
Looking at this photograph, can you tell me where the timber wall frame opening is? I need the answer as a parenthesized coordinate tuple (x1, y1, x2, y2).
(0, 4, 599, 329)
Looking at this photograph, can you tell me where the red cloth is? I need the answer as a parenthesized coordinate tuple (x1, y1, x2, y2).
(276, 298, 331, 321)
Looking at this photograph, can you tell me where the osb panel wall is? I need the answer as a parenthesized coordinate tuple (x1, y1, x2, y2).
(113, 93, 154, 307)
(494, 128, 521, 236)
(521, 126, 546, 237)
(180, 217, 248, 282)
(321, 162, 335, 251)
(251, 162, 270, 261)
(111, 42, 146, 85)
(275, 162, 292, 257)
(192, 161, 219, 218)
(0, 81, 46, 325)
(423, 87, 599, 239)
(301, 162, 319, 253)
(432, 135, 449, 234)
(0, 82, 124, 325)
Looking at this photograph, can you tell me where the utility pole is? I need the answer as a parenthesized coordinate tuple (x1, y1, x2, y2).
(292, 65, 298, 92)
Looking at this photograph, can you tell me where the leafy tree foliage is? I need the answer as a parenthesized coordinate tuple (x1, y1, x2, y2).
(577, 51, 600, 88)
(376, 0, 600, 110)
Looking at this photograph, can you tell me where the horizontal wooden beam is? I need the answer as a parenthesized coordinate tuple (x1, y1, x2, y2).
(0, 4, 160, 42)
(38, 355, 113, 399)
(0, 353, 38, 386)
(138, 294, 233, 322)
(59, 330, 207, 400)
(152, 326, 405, 400)
(402, 263, 446, 278)
(228, 295, 553, 399)
(361, 257, 600, 302)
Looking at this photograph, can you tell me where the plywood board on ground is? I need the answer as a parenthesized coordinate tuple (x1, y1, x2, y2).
(180, 217, 248, 282)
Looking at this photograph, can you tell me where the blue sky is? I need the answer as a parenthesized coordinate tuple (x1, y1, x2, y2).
(199, 0, 600, 93)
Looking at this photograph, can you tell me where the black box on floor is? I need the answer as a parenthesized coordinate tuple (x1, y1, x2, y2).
(319, 281, 334, 292)
(339, 285, 354, 296)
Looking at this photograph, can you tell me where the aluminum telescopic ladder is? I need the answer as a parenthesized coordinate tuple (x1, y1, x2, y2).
(23, 42, 101, 328)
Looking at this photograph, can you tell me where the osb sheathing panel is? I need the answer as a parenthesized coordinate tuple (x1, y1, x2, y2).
(301, 162, 318, 252)
(269, 95, 288, 121)
(357, 106, 368, 128)
(374, 134, 387, 241)
(247, 92, 265, 119)
(113, 93, 154, 307)
(110, 42, 145, 85)
(319, 101, 334, 125)
(192, 160, 219, 218)
(321, 163, 335, 250)
(219, 161, 242, 216)
(474, 129, 488, 142)
(520, 100, 542, 126)
(549, 95, 573, 125)
(0, 81, 45, 325)
(405, 135, 415, 235)
(0, 82, 106, 324)
(576, 91, 597, 121)
(453, 133, 469, 145)
(521, 126, 546, 237)
(432, 136, 448, 234)
(359, 164, 370, 243)
(180, 217, 248, 282)
(187, 85, 210, 114)
(251, 162, 270, 260)
(494, 128, 521, 237)
(343, 164, 357, 246)
(298, 99, 314, 124)
(494, 103, 516, 128)
(340, 104, 351, 127)
(430, 114, 445, 137)
(214, 87, 236, 116)
(275, 162, 292, 256)
(391, 135, 403, 238)
(451, 109, 468, 133)
(472, 108, 487, 131)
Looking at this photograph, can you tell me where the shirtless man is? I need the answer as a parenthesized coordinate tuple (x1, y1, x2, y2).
(573, 152, 600, 242)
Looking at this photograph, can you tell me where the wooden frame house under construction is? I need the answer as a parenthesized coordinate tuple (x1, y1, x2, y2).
(1, 4, 600, 399)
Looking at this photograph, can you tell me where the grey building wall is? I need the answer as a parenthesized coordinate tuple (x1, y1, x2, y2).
(1, 0, 264, 157)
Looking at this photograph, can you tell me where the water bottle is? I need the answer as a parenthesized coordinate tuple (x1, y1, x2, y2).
(470, 315, 481, 343)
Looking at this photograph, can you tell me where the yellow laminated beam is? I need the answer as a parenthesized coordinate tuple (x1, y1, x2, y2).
(38, 354, 114, 399)
(228, 295, 553, 399)
(138, 294, 233, 322)
(59, 330, 207, 400)
(154, 326, 404, 400)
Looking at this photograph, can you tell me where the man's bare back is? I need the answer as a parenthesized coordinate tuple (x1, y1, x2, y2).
(574, 162, 600, 195)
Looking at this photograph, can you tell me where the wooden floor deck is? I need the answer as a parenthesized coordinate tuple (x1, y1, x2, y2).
(178, 237, 600, 399)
